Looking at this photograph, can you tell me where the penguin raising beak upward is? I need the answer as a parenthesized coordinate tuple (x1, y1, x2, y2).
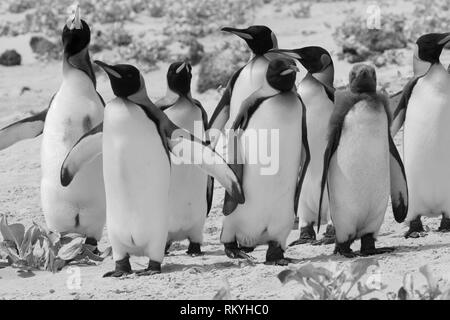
(66, 4, 82, 30)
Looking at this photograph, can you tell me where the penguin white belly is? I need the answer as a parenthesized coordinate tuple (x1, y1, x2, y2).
(41, 70, 105, 239)
(164, 102, 207, 243)
(297, 83, 333, 225)
(103, 98, 170, 261)
(228, 58, 269, 126)
(223, 94, 301, 249)
(404, 72, 450, 219)
(328, 102, 389, 243)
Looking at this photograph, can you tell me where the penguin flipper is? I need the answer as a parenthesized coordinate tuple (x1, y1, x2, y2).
(192, 98, 215, 215)
(208, 66, 245, 148)
(0, 108, 49, 151)
(97, 92, 106, 107)
(155, 95, 178, 111)
(166, 134, 244, 205)
(323, 84, 336, 103)
(60, 123, 103, 187)
(206, 176, 214, 216)
(294, 98, 311, 215)
(389, 134, 408, 223)
(390, 77, 420, 136)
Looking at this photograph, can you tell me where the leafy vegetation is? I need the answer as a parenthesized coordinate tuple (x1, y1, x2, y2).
(277, 260, 450, 300)
(197, 40, 251, 93)
(278, 259, 383, 300)
(390, 265, 450, 300)
(0, 215, 109, 273)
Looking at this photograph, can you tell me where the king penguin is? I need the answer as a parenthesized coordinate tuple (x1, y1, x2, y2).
(270, 46, 336, 246)
(0, 7, 106, 250)
(156, 61, 213, 256)
(60, 61, 244, 277)
(318, 64, 408, 257)
(220, 58, 310, 266)
(208, 25, 278, 146)
(390, 32, 450, 238)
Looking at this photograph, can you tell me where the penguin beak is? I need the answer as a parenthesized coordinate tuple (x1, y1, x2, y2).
(280, 65, 300, 76)
(438, 33, 450, 46)
(176, 62, 187, 74)
(67, 5, 82, 30)
(268, 49, 303, 61)
(221, 27, 254, 40)
(94, 60, 122, 79)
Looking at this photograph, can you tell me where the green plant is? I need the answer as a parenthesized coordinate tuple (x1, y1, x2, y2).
(407, 0, 450, 42)
(0, 215, 109, 273)
(334, 11, 408, 63)
(197, 40, 251, 93)
(163, 0, 259, 38)
(278, 259, 384, 300)
(391, 265, 450, 300)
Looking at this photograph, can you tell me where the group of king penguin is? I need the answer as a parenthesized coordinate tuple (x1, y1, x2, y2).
(1, 6, 450, 277)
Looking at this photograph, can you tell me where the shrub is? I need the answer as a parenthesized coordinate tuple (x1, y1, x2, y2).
(278, 259, 383, 300)
(0, 215, 109, 273)
(390, 265, 450, 300)
(334, 12, 408, 63)
(407, 0, 450, 42)
(163, 0, 259, 38)
(0, 50, 22, 66)
(197, 40, 251, 93)
(29, 36, 61, 61)
(8, 0, 36, 14)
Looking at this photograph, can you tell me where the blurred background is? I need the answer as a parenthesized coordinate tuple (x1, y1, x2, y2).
(0, 0, 450, 121)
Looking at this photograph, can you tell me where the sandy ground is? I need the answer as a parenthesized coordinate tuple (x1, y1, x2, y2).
(1, 1, 450, 300)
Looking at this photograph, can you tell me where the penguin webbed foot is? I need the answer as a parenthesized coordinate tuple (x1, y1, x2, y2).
(438, 214, 450, 232)
(224, 242, 256, 262)
(289, 223, 316, 247)
(135, 260, 161, 277)
(85, 237, 100, 255)
(360, 233, 395, 256)
(312, 224, 336, 246)
(334, 240, 356, 258)
(103, 256, 132, 278)
(164, 242, 171, 255)
(265, 241, 294, 266)
(360, 247, 395, 256)
(187, 242, 204, 256)
(404, 216, 427, 239)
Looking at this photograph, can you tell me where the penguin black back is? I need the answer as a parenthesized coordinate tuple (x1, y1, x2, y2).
(167, 61, 192, 96)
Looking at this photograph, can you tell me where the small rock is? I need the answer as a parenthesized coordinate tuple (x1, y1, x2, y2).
(0, 50, 21, 66)
(49, 289, 55, 294)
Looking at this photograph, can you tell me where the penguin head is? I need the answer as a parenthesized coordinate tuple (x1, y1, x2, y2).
(221, 26, 277, 55)
(349, 64, 377, 94)
(167, 61, 192, 96)
(62, 5, 91, 58)
(416, 33, 450, 64)
(270, 46, 332, 74)
(266, 58, 299, 92)
(95, 61, 143, 98)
